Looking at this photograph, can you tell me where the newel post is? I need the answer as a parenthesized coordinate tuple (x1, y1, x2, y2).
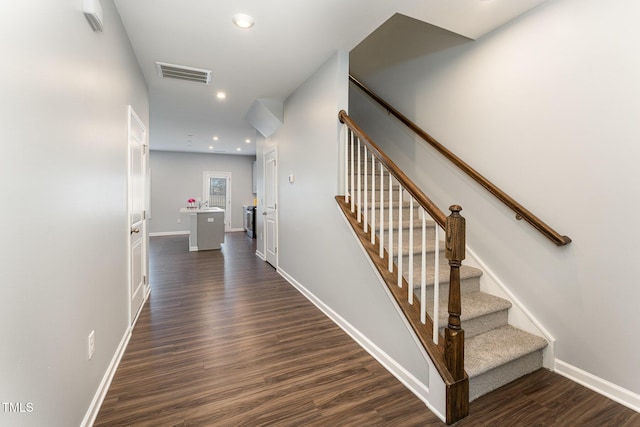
(445, 205, 465, 381)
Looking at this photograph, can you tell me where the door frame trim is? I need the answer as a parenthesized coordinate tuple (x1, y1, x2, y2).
(263, 147, 278, 268)
(127, 105, 149, 325)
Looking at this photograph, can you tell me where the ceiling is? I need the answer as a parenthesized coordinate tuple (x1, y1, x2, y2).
(113, 0, 548, 157)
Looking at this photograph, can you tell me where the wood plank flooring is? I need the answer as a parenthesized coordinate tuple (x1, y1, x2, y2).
(94, 233, 640, 426)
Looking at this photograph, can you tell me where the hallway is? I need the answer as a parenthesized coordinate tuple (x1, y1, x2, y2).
(93, 233, 640, 426)
(93, 233, 436, 426)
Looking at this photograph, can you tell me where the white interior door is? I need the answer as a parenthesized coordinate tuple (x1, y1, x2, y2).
(264, 149, 278, 267)
(128, 106, 147, 324)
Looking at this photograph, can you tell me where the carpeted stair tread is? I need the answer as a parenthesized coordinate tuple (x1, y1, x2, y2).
(407, 263, 483, 289)
(426, 291, 512, 326)
(465, 325, 547, 378)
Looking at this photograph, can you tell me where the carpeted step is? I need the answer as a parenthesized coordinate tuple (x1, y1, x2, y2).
(465, 325, 548, 401)
(424, 291, 512, 338)
(405, 263, 483, 297)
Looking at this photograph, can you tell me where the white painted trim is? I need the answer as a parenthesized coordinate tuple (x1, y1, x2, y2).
(277, 265, 446, 423)
(229, 227, 245, 232)
(81, 327, 132, 427)
(555, 359, 640, 413)
(149, 231, 190, 237)
(82, 286, 150, 427)
(255, 250, 266, 260)
(263, 147, 278, 268)
(465, 245, 556, 368)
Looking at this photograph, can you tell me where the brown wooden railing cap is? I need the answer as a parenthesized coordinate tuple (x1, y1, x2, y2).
(339, 110, 447, 228)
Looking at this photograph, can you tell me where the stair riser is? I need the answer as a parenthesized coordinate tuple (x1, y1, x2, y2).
(434, 311, 510, 339)
(407, 275, 481, 300)
(394, 251, 447, 269)
(469, 350, 544, 401)
(373, 219, 437, 233)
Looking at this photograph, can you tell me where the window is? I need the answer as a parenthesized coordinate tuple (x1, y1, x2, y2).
(203, 171, 231, 231)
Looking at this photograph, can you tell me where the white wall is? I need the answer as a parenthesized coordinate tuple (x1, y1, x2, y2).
(0, 1, 148, 426)
(149, 151, 255, 233)
(350, 0, 640, 398)
(258, 52, 431, 387)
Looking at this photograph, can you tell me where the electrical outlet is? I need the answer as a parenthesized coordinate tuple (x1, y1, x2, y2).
(88, 330, 95, 360)
(177, 218, 181, 224)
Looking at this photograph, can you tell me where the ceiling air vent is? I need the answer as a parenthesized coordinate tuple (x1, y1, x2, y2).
(155, 62, 212, 85)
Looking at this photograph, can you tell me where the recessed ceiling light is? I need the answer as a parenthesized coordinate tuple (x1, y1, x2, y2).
(236, 148, 242, 152)
(216, 92, 226, 99)
(209, 146, 213, 149)
(245, 139, 251, 143)
(212, 136, 219, 141)
(232, 13, 254, 29)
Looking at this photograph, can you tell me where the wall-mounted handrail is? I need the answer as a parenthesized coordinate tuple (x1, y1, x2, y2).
(349, 75, 572, 247)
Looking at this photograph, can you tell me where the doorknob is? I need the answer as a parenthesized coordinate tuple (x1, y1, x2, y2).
(262, 212, 267, 216)
(131, 227, 140, 234)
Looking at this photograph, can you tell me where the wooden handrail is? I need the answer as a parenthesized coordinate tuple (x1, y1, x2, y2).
(339, 110, 447, 228)
(349, 75, 572, 247)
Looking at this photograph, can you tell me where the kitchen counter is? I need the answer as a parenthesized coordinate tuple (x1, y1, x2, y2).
(179, 207, 225, 214)
(179, 207, 225, 251)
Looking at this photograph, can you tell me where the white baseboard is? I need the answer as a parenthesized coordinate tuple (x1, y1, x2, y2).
(149, 231, 189, 237)
(555, 359, 640, 413)
(81, 327, 132, 427)
(255, 250, 266, 260)
(230, 228, 245, 232)
(277, 267, 445, 423)
(81, 289, 150, 426)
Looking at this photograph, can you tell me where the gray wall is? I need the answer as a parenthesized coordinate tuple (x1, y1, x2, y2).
(0, 1, 149, 426)
(258, 51, 430, 384)
(350, 0, 640, 397)
(149, 151, 255, 233)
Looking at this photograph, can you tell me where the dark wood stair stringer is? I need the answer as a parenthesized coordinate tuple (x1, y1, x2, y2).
(336, 196, 469, 423)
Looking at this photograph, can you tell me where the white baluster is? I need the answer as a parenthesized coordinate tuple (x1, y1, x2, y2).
(433, 224, 440, 345)
(371, 155, 376, 245)
(421, 208, 427, 325)
(350, 132, 355, 213)
(357, 139, 362, 222)
(397, 188, 403, 287)
(345, 127, 349, 203)
(363, 147, 368, 233)
(408, 198, 414, 304)
(379, 163, 384, 259)
(388, 173, 393, 273)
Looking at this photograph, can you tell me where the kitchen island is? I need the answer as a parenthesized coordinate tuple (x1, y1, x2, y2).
(179, 207, 225, 251)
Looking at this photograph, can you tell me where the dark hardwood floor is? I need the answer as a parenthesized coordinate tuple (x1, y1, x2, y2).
(94, 233, 640, 426)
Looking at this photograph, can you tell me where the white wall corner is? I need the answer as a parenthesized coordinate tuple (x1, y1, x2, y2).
(245, 98, 284, 137)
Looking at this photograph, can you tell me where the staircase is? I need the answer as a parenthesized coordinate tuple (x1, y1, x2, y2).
(381, 199, 548, 401)
(337, 110, 548, 423)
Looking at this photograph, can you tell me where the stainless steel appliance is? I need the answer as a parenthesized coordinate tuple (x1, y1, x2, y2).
(244, 205, 256, 238)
